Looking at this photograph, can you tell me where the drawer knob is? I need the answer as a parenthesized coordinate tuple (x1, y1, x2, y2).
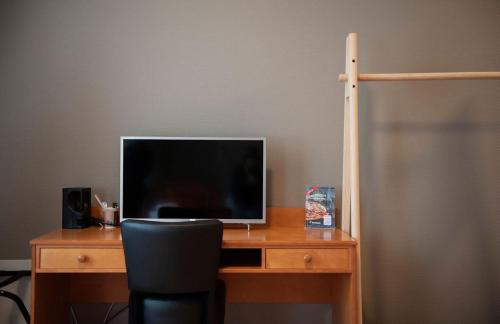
(77, 255, 87, 263)
(304, 255, 312, 263)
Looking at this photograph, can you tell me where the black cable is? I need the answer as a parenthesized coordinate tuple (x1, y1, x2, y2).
(0, 270, 31, 324)
(103, 304, 129, 324)
(70, 305, 79, 324)
(103, 303, 114, 323)
(0, 290, 30, 323)
(0, 271, 31, 289)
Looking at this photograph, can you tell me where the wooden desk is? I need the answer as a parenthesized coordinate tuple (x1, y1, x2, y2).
(30, 208, 359, 324)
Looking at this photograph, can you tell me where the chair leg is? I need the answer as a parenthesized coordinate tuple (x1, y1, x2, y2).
(215, 279, 226, 324)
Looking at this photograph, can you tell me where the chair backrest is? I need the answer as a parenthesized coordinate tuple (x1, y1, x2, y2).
(121, 219, 224, 324)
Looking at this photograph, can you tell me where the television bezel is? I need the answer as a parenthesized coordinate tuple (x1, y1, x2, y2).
(120, 136, 266, 224)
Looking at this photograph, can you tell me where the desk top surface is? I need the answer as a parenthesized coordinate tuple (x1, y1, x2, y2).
(31, 208, 356, 248)
(31, 226, 356, 248)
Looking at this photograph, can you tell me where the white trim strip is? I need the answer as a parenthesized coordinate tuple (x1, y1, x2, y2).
(0, 259, 31, 271)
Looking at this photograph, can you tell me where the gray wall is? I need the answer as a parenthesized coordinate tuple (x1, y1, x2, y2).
(1, 0, 499, 323)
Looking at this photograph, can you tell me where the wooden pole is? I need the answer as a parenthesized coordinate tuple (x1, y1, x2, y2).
(338, 71, 500, 82)
(347, 32, 362, 324)
(341, 36, 351, 234)
(339, 33, 500, 323)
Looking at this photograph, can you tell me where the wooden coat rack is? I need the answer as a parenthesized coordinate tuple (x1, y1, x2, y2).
(338, 32, 500, 323)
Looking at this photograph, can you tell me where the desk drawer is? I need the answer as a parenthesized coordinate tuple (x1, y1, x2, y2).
(266, 248, 350, 272)
(39, 248, 125, 271)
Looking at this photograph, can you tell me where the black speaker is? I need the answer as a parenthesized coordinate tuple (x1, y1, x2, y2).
(62, 188, 91, 229)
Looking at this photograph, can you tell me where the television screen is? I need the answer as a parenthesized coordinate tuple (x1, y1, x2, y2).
(120, 137, 266, 223)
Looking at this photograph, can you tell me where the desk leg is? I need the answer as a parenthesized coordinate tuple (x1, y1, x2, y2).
(31, 248, 70, 324)
(30, 273, 70, 324)
(332, 247, 359, 324)
(331, 274, 358, 324)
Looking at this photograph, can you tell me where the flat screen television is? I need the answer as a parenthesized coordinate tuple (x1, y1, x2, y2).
(120, 137, 266, 224)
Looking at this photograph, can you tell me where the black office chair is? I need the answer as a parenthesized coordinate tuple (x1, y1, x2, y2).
(121, 219, 225, 324)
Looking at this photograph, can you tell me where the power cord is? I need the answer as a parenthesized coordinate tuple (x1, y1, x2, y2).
(70, 303, 128, 324)
(70, 305, 78, 324)
(103, 304, 128, 324)
(103, 303, 114, 323)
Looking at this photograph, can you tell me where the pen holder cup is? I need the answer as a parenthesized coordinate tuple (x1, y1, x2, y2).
(101, 207, 119, 226)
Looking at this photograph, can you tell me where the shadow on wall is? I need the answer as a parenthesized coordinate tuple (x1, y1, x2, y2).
(360, 88, 500, 323)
